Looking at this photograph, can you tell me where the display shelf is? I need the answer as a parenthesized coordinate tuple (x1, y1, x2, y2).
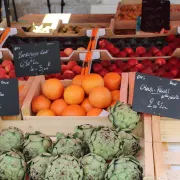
(152, 116, 180, 180)
(1, 77, 34, 120)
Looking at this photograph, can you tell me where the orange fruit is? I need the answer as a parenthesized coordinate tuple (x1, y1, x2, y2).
(50, 99, 68, 116)
(32, 95, 51, 113)
(111, 90, 120, 102)
(64, 85, 85, 105)
(81, 98, 94, 113)
(36, 109, 55, 116)
(103, 72, 121, 91)
(62, 105, 86, 116)
(86, 108, 102, 116)
(72, 75, 85, 86)
(89, 87, 112, 109)
(82, 74, 104, 94)
(42, 78, 64, 100)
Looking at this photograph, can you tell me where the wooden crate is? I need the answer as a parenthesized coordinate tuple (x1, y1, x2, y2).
(1, 77, 34, 120)
(152, 116, 180, 180)
(0, 74, 154, 179)
(21, 73, 128, 120)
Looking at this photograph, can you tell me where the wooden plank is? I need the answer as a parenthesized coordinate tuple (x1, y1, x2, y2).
(128, 72, 136, 105)
(153, 142, 170, 179)
(143, 114, 153, 143)
(152, 116, 161, 143)
(167, 170, 180, 180)
(164, 151, 180, 165)
(120, 73, 128, 104)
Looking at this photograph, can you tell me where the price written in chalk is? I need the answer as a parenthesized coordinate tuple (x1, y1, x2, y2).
(13, 41, 61, 77)
(0, 79, 19, 116)
(133, 73, 180, 119)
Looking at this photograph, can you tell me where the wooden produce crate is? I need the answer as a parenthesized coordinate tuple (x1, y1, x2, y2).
(152, 116, 180, 180)
(21, 73, 128, 120)
(1, 77, 34, 120)
(1, 73, 154, 179)
(115, 1, 180, 21)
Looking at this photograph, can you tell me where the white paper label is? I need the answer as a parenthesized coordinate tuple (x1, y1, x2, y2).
(178, 27, 180, 34)
(99, 110, 110, 117)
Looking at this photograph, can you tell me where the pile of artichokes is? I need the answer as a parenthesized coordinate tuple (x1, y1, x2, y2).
(0, 102, 142, 180)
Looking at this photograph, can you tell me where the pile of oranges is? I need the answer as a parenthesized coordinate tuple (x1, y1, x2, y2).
(31, 72, 121, 116)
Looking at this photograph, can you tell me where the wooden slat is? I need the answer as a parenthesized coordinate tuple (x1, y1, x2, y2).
(128, 72, 136, 105)
(152, 116, 161, 143)
(153, 142, 170, 179)
(120, 73, 128, 104)
(164, 152, 180, 165)
(167, 170, 180, 180)
(143, 114, 152, 143)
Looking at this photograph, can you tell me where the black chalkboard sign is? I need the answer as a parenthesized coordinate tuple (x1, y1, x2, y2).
(13, 41, 61, 77)
(0, 78, 19, 116)
(141, 0, 170, 32)
(133, 73, 180, 119)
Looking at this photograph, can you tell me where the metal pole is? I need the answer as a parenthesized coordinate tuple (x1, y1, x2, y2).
(61, 0, 65, 13)
(47, 0, 51, 13)
(12, 0, 18, 21)
(3, 0, 11, 27)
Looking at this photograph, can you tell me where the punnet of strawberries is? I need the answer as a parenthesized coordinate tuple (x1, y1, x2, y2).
(98, 35, 180, 58)
(0, 60, 29, 80)
(92, 57, 180, 79)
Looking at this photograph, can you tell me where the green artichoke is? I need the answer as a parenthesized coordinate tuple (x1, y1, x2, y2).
(105, 156, 143, 180)
(109, 102, 140, 130)
(45, 155, 83, 180)
(87, 127, 123, 161)
(28, 153, 52, 180)
(23, 131, 52, 161)
(0, 127, 24, 155)
(75, 124, 94, 143)
(80, 153, 107, 180)
(0, 150, 26, 180)
(119, 130, 140, 156)
(52, 133, 84, 158)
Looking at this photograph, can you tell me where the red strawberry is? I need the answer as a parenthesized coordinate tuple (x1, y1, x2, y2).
(141, 59, 152, 66)
(166, 34, 176, 42)
(17, 77, 25, 81)
(123, 47, 133, 55)
(0, 68, 6, 78)
(2, 60, 13, 67)
(61, 65, 69, 73)
(99, 68, 109, 77)
(67, 61, 77, 70)
(60, 51, 68, 57)
(9, 70, 16, 78)
(63, 70, 75, 79)
(114, 60, 124, 68)
(142, 52, 153, 57)
(154, 58, 166, 66)
(117, 51, 127, 57)
(168, 43, 177, 50)
(100, 60, 111, 68)
(106, 44, 115, 51)
(168, 57, 179, 65)
(155, 68, 166, 77)
(130, 67, 139, 72)
(98, 39, 108, 48)
(162, 63, 173, 71)
(72, 65, 82, 75)
(110, 48, 120, 56)
(140, 68, 153, 75)
(127, 59, 138, 67)
(155, 51, 164, 57)
(136, 46, 146, 55)
(150, 47, 160, 55)
(109, 64, 117, 72)
(113, 68, 122, 75)
(170, 67, 179, 77)
(93, 63, 103, 73)
(129, 52, 139, 57)
(150, 64, 159, 71)
(135, 63, 144, 71)
(162, 46, 172, 55)
(164, 72, 175, 79)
